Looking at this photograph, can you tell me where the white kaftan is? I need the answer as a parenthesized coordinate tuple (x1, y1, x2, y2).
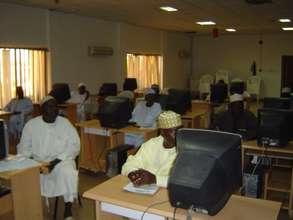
(67, 91, 90, 121)
(17, 116, 80, 202)
(122, 135, 177, 187)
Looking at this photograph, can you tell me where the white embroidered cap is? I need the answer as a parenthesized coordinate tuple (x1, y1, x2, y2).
(40, 95, 55, 106)
(230, 93, 244, 103)
(78, 82, 85, 88)
(158, 111, 182, 129)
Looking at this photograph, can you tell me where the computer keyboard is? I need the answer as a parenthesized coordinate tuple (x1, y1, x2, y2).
(0, 185, 11, 197)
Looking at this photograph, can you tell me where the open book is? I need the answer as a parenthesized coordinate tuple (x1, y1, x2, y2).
(123, 182, 159, 195)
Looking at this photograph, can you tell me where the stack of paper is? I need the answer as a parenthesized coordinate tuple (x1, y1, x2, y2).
(123, 182, 159, 195)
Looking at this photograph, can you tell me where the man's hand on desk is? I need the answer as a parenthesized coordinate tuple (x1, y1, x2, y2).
(40, 159, 61, 174)
(128, 169, 156, 186)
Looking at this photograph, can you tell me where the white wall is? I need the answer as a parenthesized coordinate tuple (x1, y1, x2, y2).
(0, 3, 193, 94)
(192, 33, 293, 97)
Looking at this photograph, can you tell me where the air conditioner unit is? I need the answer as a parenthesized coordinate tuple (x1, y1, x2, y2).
(88, 46, 114, 56)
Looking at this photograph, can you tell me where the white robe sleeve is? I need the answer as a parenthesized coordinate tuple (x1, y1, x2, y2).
(56, 119, 80, 161)
(17, 122, 33, 158)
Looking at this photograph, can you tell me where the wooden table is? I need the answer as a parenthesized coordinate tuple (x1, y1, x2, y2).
(191, 100, 212, 128)
(0, 111, 12, 123)
(181, 109, 207, 128)
(0, 166, 43, 220)
(83, 175, 281, 220)
(242, 140, 293, 217)
(77, 120, 158, 173)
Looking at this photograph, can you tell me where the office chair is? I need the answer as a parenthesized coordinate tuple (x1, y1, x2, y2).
(53, 156, 82, 220)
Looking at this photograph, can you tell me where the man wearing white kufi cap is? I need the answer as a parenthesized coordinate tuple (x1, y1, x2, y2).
(213, 93, 257, 141)
(67, 82, 90, 121)
(122, 111, 182, 187)
(17, 96, 80, 220)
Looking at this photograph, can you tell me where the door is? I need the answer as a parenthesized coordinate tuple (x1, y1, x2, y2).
(281, 56, 293, 90)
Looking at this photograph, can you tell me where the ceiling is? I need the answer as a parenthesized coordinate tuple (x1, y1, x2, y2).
(1, 0, 293, 34)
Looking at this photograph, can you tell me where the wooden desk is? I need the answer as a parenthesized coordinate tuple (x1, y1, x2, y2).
(33, 103, 77, 125)
(77, 120, 158, 173)
(242, 140, 293, 217)
(83, 175, 281, 220)
(0, 167, 43, 220)
(191, 100, 211, 128)
(181, 109, 207, 128)
(0, 111, 12, 123)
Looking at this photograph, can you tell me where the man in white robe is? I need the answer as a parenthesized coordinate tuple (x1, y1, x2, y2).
(125, 88, 162, 147)
(67, 83, 90, 121)
(122, 111, 182, 187)
(17, 96, 80, 220)
(4, 86, 33, 137)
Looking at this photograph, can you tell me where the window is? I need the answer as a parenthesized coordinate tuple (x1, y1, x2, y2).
(0, 48, 47, 108)
(126, 53, 163, 90)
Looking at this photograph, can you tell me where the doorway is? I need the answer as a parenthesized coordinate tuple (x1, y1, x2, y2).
(281, 55, 293, 91)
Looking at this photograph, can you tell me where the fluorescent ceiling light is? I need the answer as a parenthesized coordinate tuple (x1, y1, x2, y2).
(282, 27, 293, 31)
(279, 19, 291, 23)
(160, 6, 178, 12)
(196, 21, 216, 25)
(226, 28, 236, 32)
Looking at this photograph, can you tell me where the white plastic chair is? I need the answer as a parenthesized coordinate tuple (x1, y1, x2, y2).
(199, 74, 214, 96)
(215, 70, 229, 84)
(246, 76, 261, 104)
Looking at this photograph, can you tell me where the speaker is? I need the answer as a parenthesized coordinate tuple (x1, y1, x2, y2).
(106, 144, 134, 177)
(168, 129, 241, 216)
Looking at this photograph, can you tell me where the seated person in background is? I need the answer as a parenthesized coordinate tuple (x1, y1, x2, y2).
(4, 86, 33, 138)
(122, 111, 182, 187)
(67, 82, 90, 121)
(151, 84, 160, 95)
(129, 88, 162, 128)
(212, 93, 257, 141)
(281, 87, 291, 98)
(17, 96, 80, 220)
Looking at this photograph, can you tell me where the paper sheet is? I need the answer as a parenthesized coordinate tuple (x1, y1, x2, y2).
(123, 182, 159, 195)
(0, 155, 40, 172)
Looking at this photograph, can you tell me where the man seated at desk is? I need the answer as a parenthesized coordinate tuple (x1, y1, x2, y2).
(4, 86, 33, 138)
(213, 93, 257, 141)
(122, 111, 182, 187)
(17, 96, 80, 220)
(125, 88, 162, 148)
(67, 82, 90, 121)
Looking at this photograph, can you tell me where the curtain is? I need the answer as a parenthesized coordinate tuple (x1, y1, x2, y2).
(127, 54, 163, 90)
(0, 48, 47, 108)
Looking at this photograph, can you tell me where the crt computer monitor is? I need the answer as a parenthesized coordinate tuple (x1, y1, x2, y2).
(123, 78, 137, 91)
(263, 97, 291, 110)
(98, 96, 132, 129)
(0, 119, 9, 159)
(166, 89, 191, 115)
(257, 108, 292, 147)
(210, 83, 228, 104)
(49, 83, 71, 104)
(168, 129, 242, 216)
(99, 83, 117, 97)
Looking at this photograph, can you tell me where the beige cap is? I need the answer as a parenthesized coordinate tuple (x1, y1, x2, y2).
(40, 95, 55, 106)
(230, 93, 243, 103)
(78, 82, 85, 88)
(158, 111, 182, 129)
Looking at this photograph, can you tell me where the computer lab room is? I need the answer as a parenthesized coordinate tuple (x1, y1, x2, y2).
(0, 0, 293, 220)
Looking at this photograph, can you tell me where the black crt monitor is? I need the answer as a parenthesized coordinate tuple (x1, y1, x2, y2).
(166, 89, 191, 115)
(230, 81, 245, 95)
(263, 97, 291, 110)
(210, 83, 228, 104)
(123, 78, 137, 91)
(99, 83, 118, 97)
(257, 108, 292, 147)
(168, 129, 242, 216)
(98, 96, 132, 129)
(0, 119, 9, 159)
(49, 83, 71, 104)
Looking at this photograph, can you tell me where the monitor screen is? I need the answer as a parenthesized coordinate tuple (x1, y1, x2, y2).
(166, 89, 191, 115)
(168, 129, 241, 216)
(263, 97, 291, 110)
(257, 108, 292, 147)
(98, 96, 132, 128)
(49, 83, 71, 104)
(0, 119, 9, 159)
(210, 83, 228, 104)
